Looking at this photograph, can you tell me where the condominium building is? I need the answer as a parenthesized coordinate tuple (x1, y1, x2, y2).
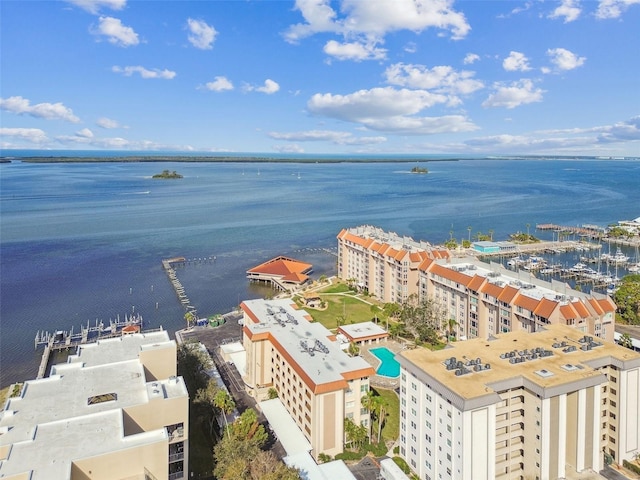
(418, 257, 616, 343)
(397, 324, 640, 480)
(0, 331, 189, 480)
(337, 225, 450, 303)
(241, 298, 376, 458)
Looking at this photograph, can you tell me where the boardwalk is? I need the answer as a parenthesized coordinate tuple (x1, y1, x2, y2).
(536, 223, 606, 239)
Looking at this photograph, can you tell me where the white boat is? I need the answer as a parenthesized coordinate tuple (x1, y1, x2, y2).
(601, 247, 629, 264)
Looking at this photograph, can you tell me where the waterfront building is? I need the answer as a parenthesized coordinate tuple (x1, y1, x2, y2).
(240, 298, 376, 458)
(418, 256, 616, 343)
(0, 331, 188, 480)
(337, 225, 450, 303)
(337, 321, 389, 346)
(246, 255, 313, 291)
(397, 324, 640, 480)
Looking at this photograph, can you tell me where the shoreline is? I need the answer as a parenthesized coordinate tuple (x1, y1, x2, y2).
(1, 156, 461, 164)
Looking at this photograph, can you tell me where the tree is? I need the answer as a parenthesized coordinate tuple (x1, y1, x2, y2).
(370, 304, 381, 324)
(177, 342, 212, 395)
(360, 389, 376, 441)
(348, 341, 360, 357)
(194, 379, 222, 436)
(184, 310, 195, 329)
(467, 226, 472, 243)
(447, 318, 458, 343)
(488, 229, 495, 241)
(214, 389, 236, 439)
(398, 294, 446, 345)
(614, 274, 640, 324)
(267, 387, 279, 399)
(619, 333, 634, 349)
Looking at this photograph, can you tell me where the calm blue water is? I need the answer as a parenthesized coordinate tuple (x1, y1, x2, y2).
(1, 157, 639, 386)
(371, 347, 401, 378)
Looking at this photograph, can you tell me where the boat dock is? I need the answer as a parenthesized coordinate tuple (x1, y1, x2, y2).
(34, 314, 145, 379)
(162, 256, 199, 318)
(536, 223, 606, 239)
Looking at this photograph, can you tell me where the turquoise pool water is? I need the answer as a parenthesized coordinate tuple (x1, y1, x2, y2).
(370, 347, 400, 378)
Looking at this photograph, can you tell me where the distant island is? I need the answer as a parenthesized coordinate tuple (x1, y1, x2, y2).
(411, 166, 429, 174)
(152, 169, 183, 179)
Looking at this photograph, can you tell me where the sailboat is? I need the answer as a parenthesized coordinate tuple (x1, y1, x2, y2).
(628, 244, 640, 272)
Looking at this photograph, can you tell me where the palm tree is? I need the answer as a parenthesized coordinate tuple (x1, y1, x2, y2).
(526, 223, 531, 238)
(214, 389, 236, 439)
(370, 304, 380, 324)
(447, 318, 458, 343)
(467, 226, 472, 243)
(184, 311, 195, 329)
(360, 389, 376, 442)
(488, 229, 494, 241)
(376, 400, 387, 443)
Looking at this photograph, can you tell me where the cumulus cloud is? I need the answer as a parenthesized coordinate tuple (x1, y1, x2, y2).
(245, 79, 280, 94)
(384, 63, 484, 101)
(96, 117, 121, 128)
(548, 0, 582, 22)
(463, 53, 480, 65)
(323, 40, 387, 61)
(204, 76, 234, 92)
(503, 51, 532, 72)
(268, 129, 386, 145)
(546, 47, 586, 70)
(66, 0, 126, 14)
(0, 127, 49, 144)
(285, 0, 470, 43)
(0, 96, 80, 122)
(273, 143, 305, 153)
(92, 16, 139, 47)
(112, 65, 176, 79)
(595, 116, 640, 143)
(595, 0, 640, 19)
(482, 79, 544, 109)
(307, 87, 477, 134)
(187, 18, 217, 50)
(76, 128, 94, 138)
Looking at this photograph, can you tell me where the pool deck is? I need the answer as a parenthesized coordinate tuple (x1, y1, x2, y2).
(360, 340, 405, 390)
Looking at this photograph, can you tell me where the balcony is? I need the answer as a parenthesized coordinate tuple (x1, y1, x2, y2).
(169, 472, 184, 480)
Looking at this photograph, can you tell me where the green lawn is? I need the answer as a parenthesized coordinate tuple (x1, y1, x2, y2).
(305, 293, 377, 330)
(373, 387, 400, 443)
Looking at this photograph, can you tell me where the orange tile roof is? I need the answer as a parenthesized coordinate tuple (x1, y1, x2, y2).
(481, 282, 504, 299)
(513, 294, 540, 312)
(597, 298, 616, 313)
(247, 256, 312, 284)
(560, 303, 578, 319)
(534, 298, 558, 318)
(467, 275, 486, 292)
(430, 264, 473, 286)
(572, 300, 590, 318)
(587, 298, 605, 315)
(498, 285, 519, 303)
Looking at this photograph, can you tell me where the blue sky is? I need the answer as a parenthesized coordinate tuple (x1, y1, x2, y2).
(1, 0, 639, 156)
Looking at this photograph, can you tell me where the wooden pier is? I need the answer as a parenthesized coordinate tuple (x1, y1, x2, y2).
(162, 256, 198, 318)
(536, 223, 606, 239)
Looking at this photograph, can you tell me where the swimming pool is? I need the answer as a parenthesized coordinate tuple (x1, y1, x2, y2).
(370, 347, 400, 378)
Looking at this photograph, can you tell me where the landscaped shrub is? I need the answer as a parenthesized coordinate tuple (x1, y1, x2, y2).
(393, 456, 411, 474)
(393, 445, 400, 454)
(623, 460, 640, 475)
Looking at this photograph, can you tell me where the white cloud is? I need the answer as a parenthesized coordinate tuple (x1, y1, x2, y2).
(503, 51, 532, 72)
(204, 76, 234, 92)
(548, 0, 582, 22)
(307, 87, 477, 134)
(463, 53, 480, 65)
(96, 117, 121, 128)
(546, 47, 586, 70)
(0, 96, 80, 122)
(268, 129, 386, 145)
(112, 65, 176, 79)
(595, 116, 640, 142)
(595, 0, 640, 19)
(285, 0, 470, 43)
(0, 127, 49, 144)
(93, 16, 139, 47)
(76, 128, 94, 138)
(384, 63, 484, 99)
(66, 0, 126, 14)
(245, 79, 280, 94)
(482, 79, 544, 109)
(187, 18, 217, 50)
(323, 40, 387, 61)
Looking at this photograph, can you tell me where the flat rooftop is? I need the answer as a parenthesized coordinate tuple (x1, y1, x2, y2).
(399, 324, 640, 401)
(66, 330, 173, 367)
(243, 299, 375, 388)
(338, 321, 388, 340)
(0, 409, 167, 479)
(342, 225, 433, 251)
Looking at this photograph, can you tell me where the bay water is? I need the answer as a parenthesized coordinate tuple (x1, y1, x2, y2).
(1, 157, 639, 386)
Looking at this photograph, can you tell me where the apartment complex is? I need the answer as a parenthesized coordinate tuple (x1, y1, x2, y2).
(397, 324, 640, 480)
(337, 226, 615, 342)
(241, 298, 376, 458)
(0, 331, 189, 480)
(419, 257, 616, 343)
(337, 225, 450, 303)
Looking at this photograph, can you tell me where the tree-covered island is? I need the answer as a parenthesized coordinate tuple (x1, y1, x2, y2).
(410, 166, 428, 174)
(152, 169, 183, 179)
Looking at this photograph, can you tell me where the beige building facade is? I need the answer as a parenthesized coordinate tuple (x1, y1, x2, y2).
(418, 257, 616, 343)
(337, 225, 450, 304)
(0, 331, 188, 480)
(397, 324, 640, 480)
(241, 298, 375, 459)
